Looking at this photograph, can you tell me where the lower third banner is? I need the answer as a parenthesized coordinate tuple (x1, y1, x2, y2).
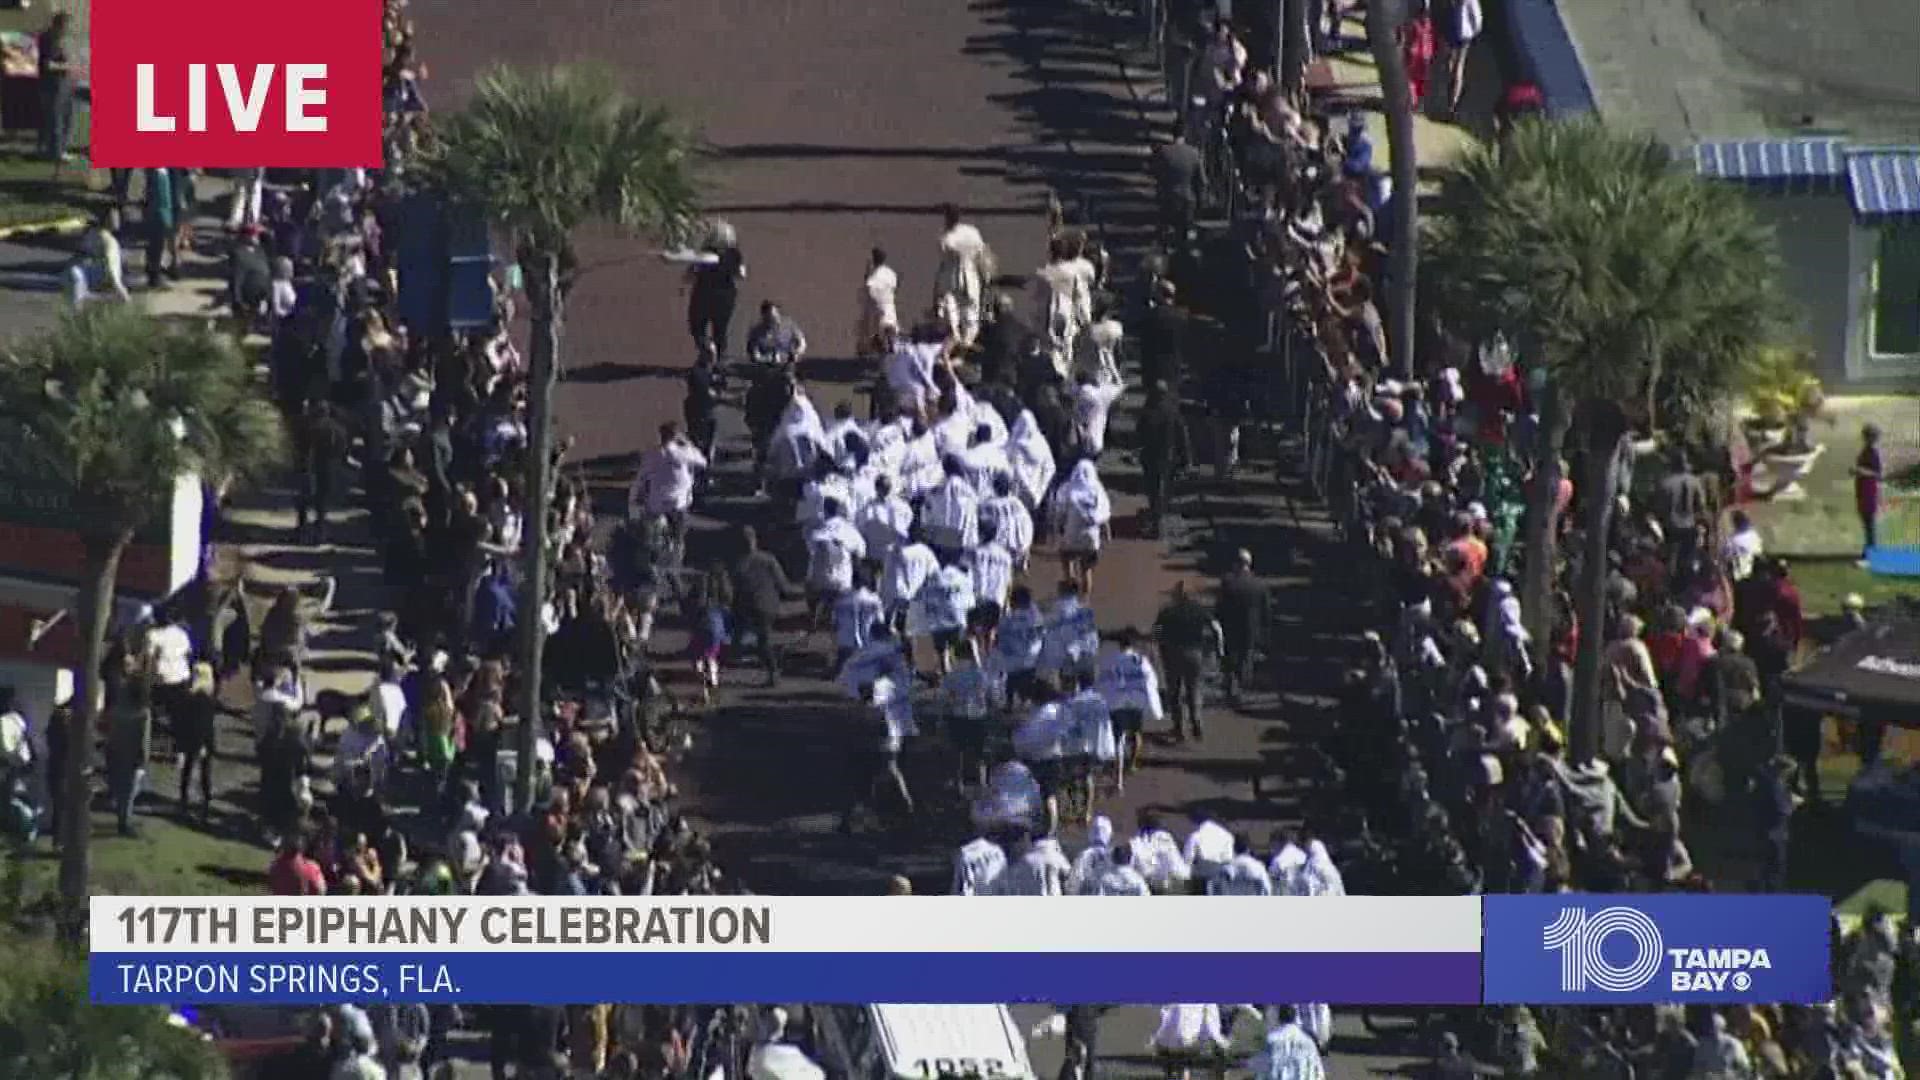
(90, 951, 1484, 1005)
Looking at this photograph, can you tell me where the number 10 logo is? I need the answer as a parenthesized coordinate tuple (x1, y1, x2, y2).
(1542, 907, 1665, 993)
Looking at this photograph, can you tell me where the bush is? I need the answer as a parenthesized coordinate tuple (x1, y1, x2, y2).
(0, 926, 231, 1079)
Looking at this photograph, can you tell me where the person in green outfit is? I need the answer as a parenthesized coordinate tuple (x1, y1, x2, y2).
(419, 672, 460, 794)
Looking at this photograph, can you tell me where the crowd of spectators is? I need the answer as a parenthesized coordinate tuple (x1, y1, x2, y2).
(1140, 9, 1913, 1075)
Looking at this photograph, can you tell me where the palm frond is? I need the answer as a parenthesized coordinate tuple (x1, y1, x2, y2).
(417, 64, 701, 254)
(1421, 116, 1785, 418)
(0, 307, 285, 539)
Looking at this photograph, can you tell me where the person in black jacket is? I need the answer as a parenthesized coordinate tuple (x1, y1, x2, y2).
(685, 222, 746, 356)
(1152, 131, 1204, 242)
(1214, 548, 1272, 707)
(174, 664, 219, 815)
(1135, 381, 1191, 538)
(1138, 279, 1190, 391)
(731, 527, 799, 687)
(295, 398, 350, 543)
(228, 227, 273, 326)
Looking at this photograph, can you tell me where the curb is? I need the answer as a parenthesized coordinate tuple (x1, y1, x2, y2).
(0, 215, 90, 241)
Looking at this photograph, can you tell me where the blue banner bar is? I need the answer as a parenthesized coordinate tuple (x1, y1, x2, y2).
(90, 951, 1485, 1006)
(1482, 894, 1830, 1004)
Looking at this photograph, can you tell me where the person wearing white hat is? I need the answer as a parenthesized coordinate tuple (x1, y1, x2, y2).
(1069, 815, 1117, 894)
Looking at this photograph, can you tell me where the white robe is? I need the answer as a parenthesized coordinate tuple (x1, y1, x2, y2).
(935, 223, 989, 344)
(1301, 840, 1345, 897)
(1008, 410, 1057, 509)
(1033, 258, 1095, 376)
(859, 264, 900, 351)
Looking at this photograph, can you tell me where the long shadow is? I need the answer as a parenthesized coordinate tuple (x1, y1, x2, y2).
(563, 361, 692, 385)
(964, 0, 1163, 253)
(700, 201, 1042, 217)
(711, 143, 1014, 162)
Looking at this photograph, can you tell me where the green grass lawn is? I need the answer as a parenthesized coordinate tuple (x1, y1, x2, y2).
(3, 805, 270, 900)
(0, 131, 100, 230)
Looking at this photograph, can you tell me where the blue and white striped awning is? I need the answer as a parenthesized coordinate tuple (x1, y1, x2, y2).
(1848, 150, 1920, 217)
(1692, 139, 1846, 181)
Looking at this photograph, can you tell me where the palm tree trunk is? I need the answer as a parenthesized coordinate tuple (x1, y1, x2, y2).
(60, 532, 127, 937)
(513, 252, 561, 814)
(1567, 401, 1630, 766)
(1365, 0, 1419, 379)
(1520, 385, 1568, 668)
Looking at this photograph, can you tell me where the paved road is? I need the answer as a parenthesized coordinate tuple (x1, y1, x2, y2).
(411, 0, 1429, 1074)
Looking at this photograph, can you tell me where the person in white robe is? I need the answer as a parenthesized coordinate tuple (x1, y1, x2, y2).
(967, 526, 1017, 611)
(1048, 460, 1113, 595)
(1079, 308, 1125, 384)
(922, 460, 981, 558)
(822, 403, 865, 465)
(880, 539, 941, 628)
(1249, 1006, 1325, 1080)
(1007, 410, 1058, 509)
(857, 247, 899, 359)
(1092, 842, 1153, 895)
(960, 427, 1013, 494)
(1033, 236, 1095, 377)
(1130, 813, 1191, 893)
(995, 832, 1071, 896)
(1072, 370, 1125, 459)
(1301, 839, 1345, 896)
(795, 461, 855, 527)
(934, 205, 992, 345)
(1068, 815, 1116, 894)
(952, 833, 1006, 896)
(969, 395, 1010, 446)
(856, 474, 914, 568)
(767, 392, 828, 491)
(979, 473, 1036, 567)
(973, 759, 1044, 836)
(898, 422, 947, 501)
(884, 336, 944, 420)
(909, 561, 976, 675)
(1209, 834, 1274, 895)
(1268, 833, 1309, 896)
(1151, 1004, 1231, 1078)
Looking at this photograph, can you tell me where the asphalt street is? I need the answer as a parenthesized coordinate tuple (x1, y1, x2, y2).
(396, 0, 1437, 1075)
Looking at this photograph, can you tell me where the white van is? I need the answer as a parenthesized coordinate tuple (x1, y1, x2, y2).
(813, 1005, 1038, 1080)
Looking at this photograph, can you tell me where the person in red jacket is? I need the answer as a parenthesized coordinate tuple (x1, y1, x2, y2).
(268, 832, 328, 896)
(1495, 81, 1546, 136)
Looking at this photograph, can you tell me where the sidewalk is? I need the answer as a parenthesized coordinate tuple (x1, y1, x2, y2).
(0, 176, 384, 895)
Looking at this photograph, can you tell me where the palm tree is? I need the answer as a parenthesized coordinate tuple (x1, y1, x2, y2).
(0, 307, 284, 923)
(419, 65, 699, 811)
(1364, 0, 1420, 378)
(1424, 118, 1784, 762)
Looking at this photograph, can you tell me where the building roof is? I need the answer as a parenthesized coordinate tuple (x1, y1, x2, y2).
(1552, 0, 1920, 149)
(1848, 151, 1920, 217)
(1692, 139, 1846, 181)
(1688, 138, 1920, 217)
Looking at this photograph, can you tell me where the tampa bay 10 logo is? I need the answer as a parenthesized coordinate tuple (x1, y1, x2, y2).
(1544, 906, 1773, 994)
